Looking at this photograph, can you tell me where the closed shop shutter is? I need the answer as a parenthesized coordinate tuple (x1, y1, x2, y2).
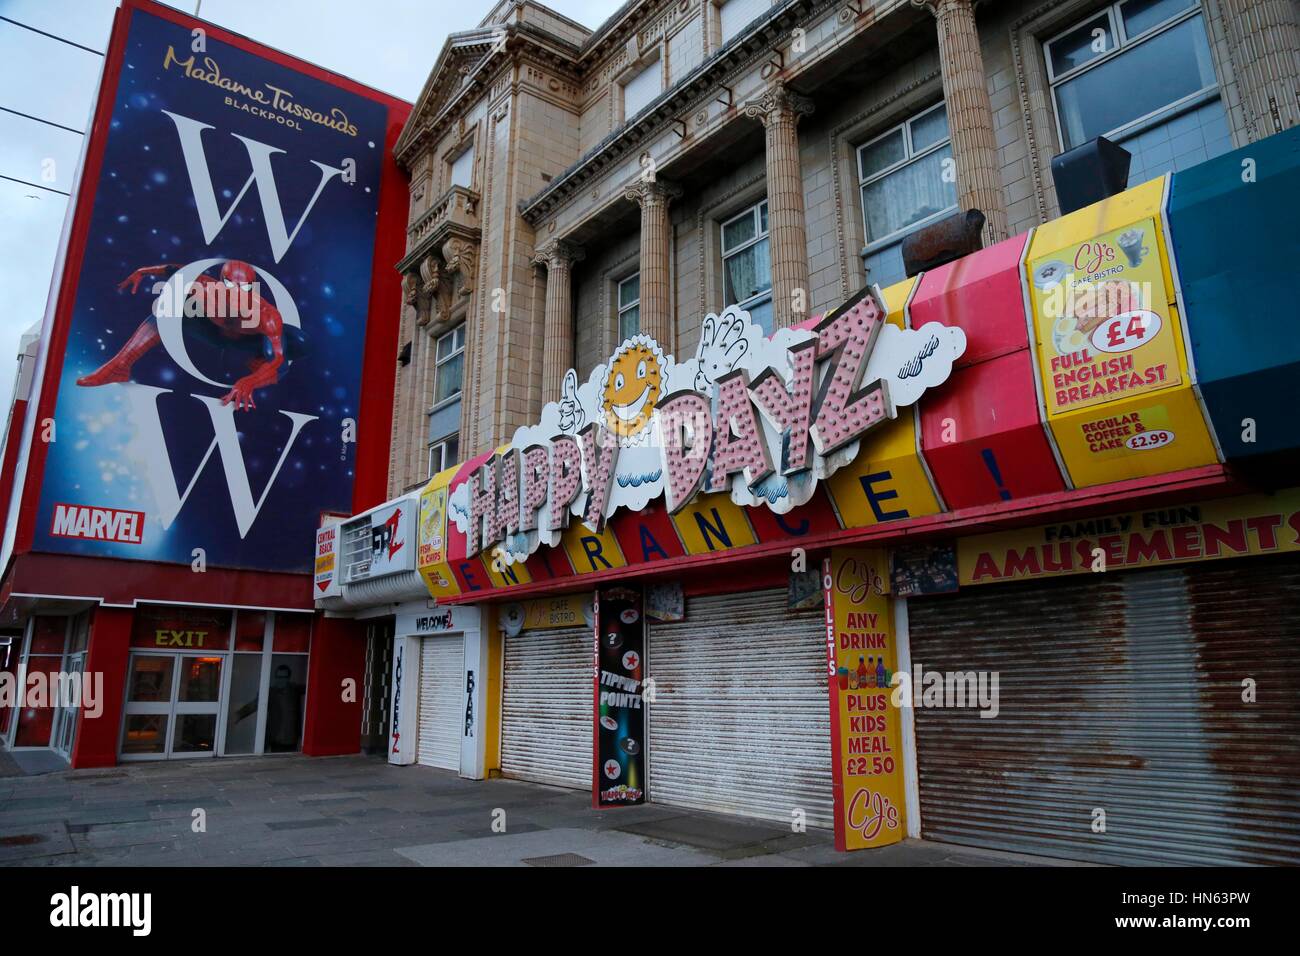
(647, 589, 833, 827)
(417, 635, 462, 771)
(501, 626, 592, 789)
(909, 555, 1300, 865)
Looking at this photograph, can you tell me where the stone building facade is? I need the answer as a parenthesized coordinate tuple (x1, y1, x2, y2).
(386, 0, 1299, 495)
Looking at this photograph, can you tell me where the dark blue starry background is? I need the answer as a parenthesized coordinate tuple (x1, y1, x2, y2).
(35, 10, 388, 573)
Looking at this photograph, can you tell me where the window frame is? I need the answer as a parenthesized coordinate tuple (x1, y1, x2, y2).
(616, 273, 641, 342)
(855, 100, 959, 256)
(620, 53, 663, 124)
(427, 434, 459, 478)
(720, 198, 772, 315)
(431, 324, 466, 414)
(1043, 1, 1217, 150)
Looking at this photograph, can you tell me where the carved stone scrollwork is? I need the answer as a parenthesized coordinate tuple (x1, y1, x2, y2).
(742, 84, 814, 128)
(442, 237, 480, 296)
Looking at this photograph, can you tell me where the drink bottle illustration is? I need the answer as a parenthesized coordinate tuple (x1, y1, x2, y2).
(856, 656, 868, 689)
(876, 657, 886, 689)
(837, 666, 850, 690)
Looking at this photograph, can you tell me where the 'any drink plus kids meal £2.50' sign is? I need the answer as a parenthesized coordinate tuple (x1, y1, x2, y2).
(823, 548, 906, 851)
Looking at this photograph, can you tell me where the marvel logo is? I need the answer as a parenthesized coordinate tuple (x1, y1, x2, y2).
(50, 503, 145, 544)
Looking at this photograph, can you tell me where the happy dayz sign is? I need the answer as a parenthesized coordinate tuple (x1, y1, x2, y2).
(450, 286, 967, 563)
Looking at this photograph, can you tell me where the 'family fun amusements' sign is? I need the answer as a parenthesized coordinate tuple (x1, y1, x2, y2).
(450, 288, 968, 561)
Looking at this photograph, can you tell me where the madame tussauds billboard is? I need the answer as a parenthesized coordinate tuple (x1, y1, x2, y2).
(30, 2, 393, 572)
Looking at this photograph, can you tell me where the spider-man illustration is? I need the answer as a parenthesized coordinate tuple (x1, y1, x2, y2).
(76, 259, 307, 411)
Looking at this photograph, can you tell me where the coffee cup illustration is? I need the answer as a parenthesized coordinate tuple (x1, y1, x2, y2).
(1117, 229, 1149, 268)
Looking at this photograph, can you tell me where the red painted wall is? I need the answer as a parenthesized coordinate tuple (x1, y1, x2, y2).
(71, 605, 131, 769)
(301, 614, 367, 757)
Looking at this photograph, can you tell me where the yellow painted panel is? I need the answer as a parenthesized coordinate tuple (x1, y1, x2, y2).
(483, 547, 534, 589)
(876, 275, 917, 326)
(1028, 176, 1168, 266)
(826, 413, 941, 528)
(561, 521, 628, 573)
(1048, 385, 1218, 487)
(417, 473, 461, 600)
(670, 492, 759, 554)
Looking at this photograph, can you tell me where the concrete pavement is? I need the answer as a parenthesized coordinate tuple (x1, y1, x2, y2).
(0, 754, 1057, 867)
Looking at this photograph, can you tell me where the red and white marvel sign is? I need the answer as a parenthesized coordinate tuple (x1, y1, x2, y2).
(50, 503, 145, 544)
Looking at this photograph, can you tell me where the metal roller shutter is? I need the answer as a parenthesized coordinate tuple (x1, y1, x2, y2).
(647, 589, 833, 827)
(910, 555, 1300, 865)
(501, 626, 592, 789)
(417, 635, 462, 771)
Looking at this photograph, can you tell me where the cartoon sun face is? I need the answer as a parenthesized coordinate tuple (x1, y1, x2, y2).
(602, 338, 663, 441)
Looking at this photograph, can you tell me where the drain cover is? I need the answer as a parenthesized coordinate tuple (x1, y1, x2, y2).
(521, 852, 596, 867)
(0, 834, 44, 847)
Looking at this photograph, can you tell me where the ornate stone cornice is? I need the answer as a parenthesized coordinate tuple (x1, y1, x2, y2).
(742, 84, 814, 127)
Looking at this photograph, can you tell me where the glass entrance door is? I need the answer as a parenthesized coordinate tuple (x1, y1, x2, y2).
(121, 653, 224, 759)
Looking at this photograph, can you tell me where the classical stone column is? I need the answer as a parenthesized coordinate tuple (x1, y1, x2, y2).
(744, 85, 814, 329)
(623, 179, 681, 348)
(914, 0, 1008, 245)
(535, 239, 584, 402)
(1216, 0, 1300, 139)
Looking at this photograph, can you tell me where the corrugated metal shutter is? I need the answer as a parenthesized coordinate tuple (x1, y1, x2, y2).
(647, 589, 833, 827)
(501, 626, 592, 789)
(910, 555, 1300, 865)
(417, 635, 462, 771)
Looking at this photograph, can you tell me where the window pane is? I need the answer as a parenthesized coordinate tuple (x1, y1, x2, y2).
(723, 237, 771, 305)
(177, 657, 222, 703)
(722, 208, 756, 251)
(273, 614, 312, 654)
(858, 129, 905, 181)
(758, 201, 769, 234)
(128, 656, 173, 703)
(910, 104, 950, 153)
(172, 714, 217, 753)
(442, 435, 460, 469)
(435, 350, 464, 404)
(265, 656, 309, 752)
(1054, 16, 1216, 147)
(436, 329, 461, 361)
(122, 714, 168, 755)
(13, 660, 60, 746)
(224, 654, 263, 755)
(746, 296, 773, 336)
(1047, 13, 1115, 76)
(234, 611, 266, 652)
(449, 147, 474, 188)
(1120, 0, 1195, 39)
(865, 241, 907, 291)
(618, 274, 640, 308)
(619, 304, 640, 340)
(29, 617, 66, 654)
(623, 60, 662, 119)
(861, 144, 958, 242)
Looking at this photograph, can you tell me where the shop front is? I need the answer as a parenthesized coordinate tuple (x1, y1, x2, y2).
(120, 605, 312, 760)
(0, 0, 408, 770)
(379, 127, 1300, 863)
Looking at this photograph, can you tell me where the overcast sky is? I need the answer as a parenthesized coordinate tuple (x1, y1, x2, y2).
(0, 0, 617, 416)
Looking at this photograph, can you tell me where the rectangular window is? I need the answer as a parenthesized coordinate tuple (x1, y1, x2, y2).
(617, 273, 641, 341)
(622, 59, 662, 121)
(434, 325, 465, 407)
(449, 145, 475, 189)
(857, 102, 959, 289)
(428, 434, 460, 477)
(1045, 1, 1227, 184)
(718, 0, 770, 46)
(721, 199, 772, 334)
